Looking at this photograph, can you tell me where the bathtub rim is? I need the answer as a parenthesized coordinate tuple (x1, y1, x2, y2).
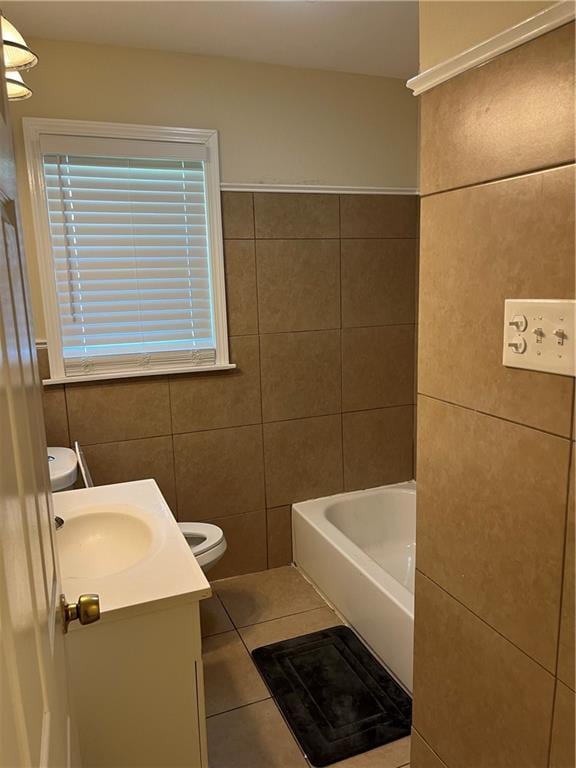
(292, 480, 416, 619)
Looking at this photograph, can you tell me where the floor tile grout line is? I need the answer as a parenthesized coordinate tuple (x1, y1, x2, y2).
(206, 592, 305, 752)
(236, 604, 336, 633)
(211, 589, 240, 632)
(235, 611, 265, 670)
(271, 696, 312, 767)
(206, 695, 272, 720)
(213, 567, 334, 632)
(266, 685, 412, 767)
(202, 627, 237, 641)
(207, 569, 411, 766)
(207, 687, 412, 766)
(219, 602, 337, 633)
(202, 611, 273, 722)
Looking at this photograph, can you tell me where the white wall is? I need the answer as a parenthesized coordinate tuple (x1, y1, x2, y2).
(12, 37, 419, 188)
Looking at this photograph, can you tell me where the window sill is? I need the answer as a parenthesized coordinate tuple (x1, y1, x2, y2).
(42, 362, 237, 386)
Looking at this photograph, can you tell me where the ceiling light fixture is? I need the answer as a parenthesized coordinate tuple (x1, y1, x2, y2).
(5, 69, 32, 100)
(2, 18, 38, 70)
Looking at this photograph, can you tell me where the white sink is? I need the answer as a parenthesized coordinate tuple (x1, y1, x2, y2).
(58, 504, 156, 578)
(53, 480, 211, 619)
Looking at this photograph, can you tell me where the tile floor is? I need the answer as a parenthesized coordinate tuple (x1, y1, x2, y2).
(202, 565, 411, 768)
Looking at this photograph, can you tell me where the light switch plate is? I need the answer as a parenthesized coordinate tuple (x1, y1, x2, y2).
(503, 299, 575, 376)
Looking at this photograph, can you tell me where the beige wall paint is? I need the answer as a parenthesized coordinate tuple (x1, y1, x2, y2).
(10, 37, 418, 340)
(419, 0, 556, 70)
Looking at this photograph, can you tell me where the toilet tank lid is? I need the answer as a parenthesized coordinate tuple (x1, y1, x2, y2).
(47, 446, 78, 491)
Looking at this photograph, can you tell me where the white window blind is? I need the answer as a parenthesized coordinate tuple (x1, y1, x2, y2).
(42, 151, 218, 377)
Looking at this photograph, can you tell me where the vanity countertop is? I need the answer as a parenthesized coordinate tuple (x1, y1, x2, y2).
(53, 479, 211, 623)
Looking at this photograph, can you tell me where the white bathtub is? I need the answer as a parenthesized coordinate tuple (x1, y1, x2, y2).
(292, 481, 416, 692)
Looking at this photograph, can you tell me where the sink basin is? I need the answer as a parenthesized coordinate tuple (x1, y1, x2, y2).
(58, 503, 155, 578)
(53, 480, 211, 618)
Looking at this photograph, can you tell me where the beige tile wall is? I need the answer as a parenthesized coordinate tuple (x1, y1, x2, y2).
(413, 24, 575, 768)
(40, 191, 418, 579)
(420, 23, 575, 196)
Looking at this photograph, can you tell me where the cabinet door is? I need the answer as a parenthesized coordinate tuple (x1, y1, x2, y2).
(66, 601, 207, 768)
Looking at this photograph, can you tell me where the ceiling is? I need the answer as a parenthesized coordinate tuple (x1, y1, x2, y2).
(1, 1, 419, 79)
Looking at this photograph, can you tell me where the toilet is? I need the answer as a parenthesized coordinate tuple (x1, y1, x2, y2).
(47, 446, 78, 491)
(178, 522, 227, 573)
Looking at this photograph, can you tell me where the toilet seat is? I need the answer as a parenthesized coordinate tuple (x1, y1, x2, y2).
(178, 522, 224, 555)
(178, 522, 227, 572)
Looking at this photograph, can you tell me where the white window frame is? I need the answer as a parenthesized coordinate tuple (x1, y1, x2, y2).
(23, 117, 233, 384)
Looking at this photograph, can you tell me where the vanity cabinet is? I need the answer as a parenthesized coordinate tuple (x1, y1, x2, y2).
(66, 598, 208, 768)
(54, 480, 211, 768)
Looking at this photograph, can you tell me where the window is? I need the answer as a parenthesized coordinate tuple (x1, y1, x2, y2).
(24, 119, 231, 382)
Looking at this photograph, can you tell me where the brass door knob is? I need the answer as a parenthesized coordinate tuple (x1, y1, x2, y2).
(61, 593, 100, 633)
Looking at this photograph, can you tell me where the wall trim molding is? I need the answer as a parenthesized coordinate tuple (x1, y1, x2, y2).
(407, 0, 575, 96)
(220, 182, 419, 195)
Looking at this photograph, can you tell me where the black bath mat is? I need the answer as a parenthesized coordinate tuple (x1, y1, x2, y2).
(251, 625, 411, 767)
